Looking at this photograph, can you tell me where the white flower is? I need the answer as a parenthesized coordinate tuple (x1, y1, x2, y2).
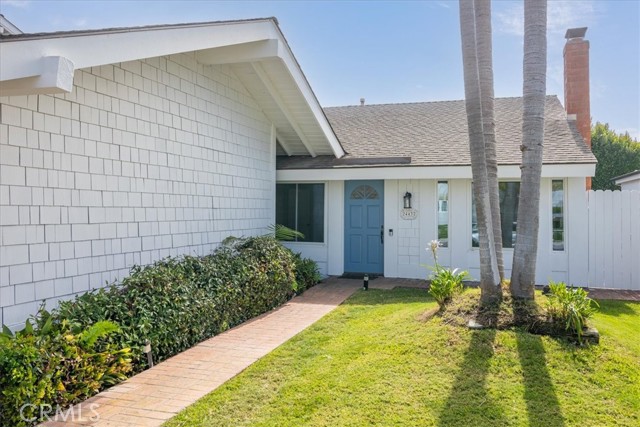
(428, 239, 440, 264)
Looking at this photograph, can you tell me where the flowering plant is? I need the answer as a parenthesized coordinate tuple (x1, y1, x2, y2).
(425, 239, 468, 307)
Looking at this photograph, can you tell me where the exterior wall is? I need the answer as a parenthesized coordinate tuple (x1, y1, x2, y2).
(618, 178, 640, 191)
(0, 54, 275, 328)
(287, 177, 588, 286)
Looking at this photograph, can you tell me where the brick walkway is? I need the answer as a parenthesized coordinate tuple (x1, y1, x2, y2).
(41, 278, 361, 427)
(586, 288, 640, 301)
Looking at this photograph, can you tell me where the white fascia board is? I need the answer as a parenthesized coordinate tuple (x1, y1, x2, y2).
(0, 20, 278, 82)
(272, 27, 345, 159)
(276, 163, 596, 182)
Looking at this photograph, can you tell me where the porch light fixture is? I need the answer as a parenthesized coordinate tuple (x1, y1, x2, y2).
(403, 192, 412, 209)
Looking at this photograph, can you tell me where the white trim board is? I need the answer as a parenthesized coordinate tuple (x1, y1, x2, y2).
(277, 164, 596, 181)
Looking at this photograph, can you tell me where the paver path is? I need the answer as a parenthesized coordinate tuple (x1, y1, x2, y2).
(41, 278, 360, 427)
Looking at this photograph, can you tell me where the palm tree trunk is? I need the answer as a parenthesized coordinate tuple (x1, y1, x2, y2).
(511, 0, 547, 299)
(474, 0, 504, 280)
(459, 0, 501, 305)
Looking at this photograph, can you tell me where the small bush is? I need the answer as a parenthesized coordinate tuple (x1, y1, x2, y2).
(546, 281, 599, 341)
(292, 253, 321, 294)
(429, 268, 469, 307)
(0, 315, 131, 427)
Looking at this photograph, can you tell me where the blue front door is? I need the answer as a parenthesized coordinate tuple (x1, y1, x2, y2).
(345, 180, 384, 274)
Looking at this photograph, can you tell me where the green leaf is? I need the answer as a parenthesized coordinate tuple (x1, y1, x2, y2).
(23, 319, 34, 335)
(80, 321, 120, 348)
(2, 324, 13, 337)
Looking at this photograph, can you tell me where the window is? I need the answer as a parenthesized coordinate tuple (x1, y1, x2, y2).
(438, 181, 449, 247)
(350, 185, 379, 200)
(276, 183, 324, 242)
(472, 182, 520, 248)
(552, 180, 564, 251)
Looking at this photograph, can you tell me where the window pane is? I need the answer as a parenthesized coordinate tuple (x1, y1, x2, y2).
(437, 181, 449, 247)
(552, 180, 564, 251)
(351, 185, 379, 200)
(296, 184, 325, 242)
(500, 182, 520, 249)
(471, 182, 520, 248)
(276, 184, 297, 232)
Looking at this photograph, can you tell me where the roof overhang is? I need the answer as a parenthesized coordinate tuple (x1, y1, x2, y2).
(613, 170, 640, 185)
(0, 18, 344, 158)
(276, 163, 597, 181)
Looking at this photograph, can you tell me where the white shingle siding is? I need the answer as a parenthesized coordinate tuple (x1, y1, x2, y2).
(0, 53, 275, 328)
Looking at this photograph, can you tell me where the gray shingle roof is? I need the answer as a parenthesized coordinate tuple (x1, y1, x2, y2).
(277, 95, 596, 170)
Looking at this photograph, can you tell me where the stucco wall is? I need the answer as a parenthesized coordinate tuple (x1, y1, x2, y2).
(0, 53, 275, 328)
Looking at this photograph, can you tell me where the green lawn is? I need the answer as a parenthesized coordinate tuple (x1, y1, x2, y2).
(164, 288, 640, 427)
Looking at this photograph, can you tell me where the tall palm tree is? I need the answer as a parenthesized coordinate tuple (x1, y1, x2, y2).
(511, 0, 548, 299)
(459, 0, 501, 304)
(474, 0, 504, 280)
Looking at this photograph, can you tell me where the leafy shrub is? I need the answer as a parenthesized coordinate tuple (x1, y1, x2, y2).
(56, 236, 297, 369)
(546, 281, 599, 341)
(292, 253, 321, 294)
(0, 236, 299, 425)
(0, 315, 131, 427)
(428, 268, 469, 307)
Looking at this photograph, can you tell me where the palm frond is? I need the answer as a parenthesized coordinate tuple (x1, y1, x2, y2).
(267, 224, 305, 241)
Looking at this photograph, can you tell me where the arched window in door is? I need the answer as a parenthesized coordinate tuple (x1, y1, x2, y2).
(350, 185, 379, 200)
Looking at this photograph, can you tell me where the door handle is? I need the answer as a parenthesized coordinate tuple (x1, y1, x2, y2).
(380, 225, 384, 244)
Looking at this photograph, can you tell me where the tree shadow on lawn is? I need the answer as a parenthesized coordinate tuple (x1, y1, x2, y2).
(513, 302, 566, 427)
(438, 315, 566, 427)
(437, 328, 509, 427)
(515, 331, 566, 427)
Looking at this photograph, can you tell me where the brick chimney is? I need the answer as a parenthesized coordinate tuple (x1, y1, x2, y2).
(564, 27, 591, 188)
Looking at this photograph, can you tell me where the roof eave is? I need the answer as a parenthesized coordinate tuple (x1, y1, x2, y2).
(0, 18, 343, 158)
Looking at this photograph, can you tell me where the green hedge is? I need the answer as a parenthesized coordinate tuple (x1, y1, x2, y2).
(0, 236, 319, 426)
(292, 252, 322, 294)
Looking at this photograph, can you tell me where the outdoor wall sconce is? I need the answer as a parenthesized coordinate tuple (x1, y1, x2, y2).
(403, 192, 412, 209)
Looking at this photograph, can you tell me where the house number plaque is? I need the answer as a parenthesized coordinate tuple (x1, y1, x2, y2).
(400, 208, 418, 220)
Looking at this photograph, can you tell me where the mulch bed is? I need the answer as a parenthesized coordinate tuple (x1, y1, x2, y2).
(424, 285, 599, 343)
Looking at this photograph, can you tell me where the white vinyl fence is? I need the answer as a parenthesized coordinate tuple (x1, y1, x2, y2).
(587, 190, 640, 290)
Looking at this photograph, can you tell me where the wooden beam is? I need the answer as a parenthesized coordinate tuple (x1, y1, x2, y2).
(276, 136, 293, 156)
(251, 61, 317, 157)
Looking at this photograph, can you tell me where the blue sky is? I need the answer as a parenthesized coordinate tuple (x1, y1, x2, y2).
(1, 0, 638, 138)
